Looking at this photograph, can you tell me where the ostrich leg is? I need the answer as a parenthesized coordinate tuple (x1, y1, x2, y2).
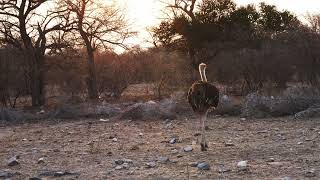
(200, 113, 208, 151)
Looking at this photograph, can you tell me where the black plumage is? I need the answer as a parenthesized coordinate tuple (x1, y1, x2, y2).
(188, 81, 219, 115)
(187, 63, 220, 151)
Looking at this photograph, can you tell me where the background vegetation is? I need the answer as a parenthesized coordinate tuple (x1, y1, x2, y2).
(0, 0, 319, 108)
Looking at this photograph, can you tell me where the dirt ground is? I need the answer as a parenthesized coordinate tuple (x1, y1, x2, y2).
(0, 116, 319, 180)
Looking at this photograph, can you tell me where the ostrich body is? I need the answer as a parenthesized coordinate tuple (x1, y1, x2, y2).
(187, 63, 219, 151)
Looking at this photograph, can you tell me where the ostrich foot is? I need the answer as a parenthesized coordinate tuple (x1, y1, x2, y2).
(200, 143, 208, 151)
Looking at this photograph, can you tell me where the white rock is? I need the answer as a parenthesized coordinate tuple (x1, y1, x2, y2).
(237, 160, 248, 169)
(99, 118, 110, 122)
(183, 145, 193, 152)
(115, 165, 122, 170)
(112, 138, 118, 142)
(38, 157, 45, 164)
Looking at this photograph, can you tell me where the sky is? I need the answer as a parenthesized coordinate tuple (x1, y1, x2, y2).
(117, 0, 320, 53)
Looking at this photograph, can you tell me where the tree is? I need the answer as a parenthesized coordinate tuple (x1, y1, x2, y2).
(258, 3, 299, 33)
(0, 0, 71, 106)
(62, 0, 132, 99)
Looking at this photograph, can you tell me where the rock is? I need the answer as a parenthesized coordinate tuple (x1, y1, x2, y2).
(225, 140, 235, 146)
(8, 156, 20, 166)
(266, 158, 275, 162)
(183, 145, 193, 152)
(115, 166, 122, 170)
(197, 162, 210, 170)
(29, 177, 42, 180)
(237, 161, 248, 170)
(114, 160, 124, 165)
(158, 156, 169, 163)
(123, 159, 133, 164)
(112, 138, 118, 142)
(99, 118, 110, 122)
(218, 167, 231, 173)
(139, 133, 144, 136)
(171, 149, 179, 154)
(305, 169, 316, 177)
(169, 138, 177, 144)
(146, 161, 156, 168)
(281, 176, 292, 180)
(0, 170, 12, 178)
(122, 163, 129, 169)
(38, 157, 45, 164)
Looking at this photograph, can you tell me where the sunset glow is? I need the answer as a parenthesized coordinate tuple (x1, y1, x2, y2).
(117, 0, 320, 52)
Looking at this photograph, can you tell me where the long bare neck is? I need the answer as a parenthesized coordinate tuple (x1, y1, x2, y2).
(199, 67, 208, 82)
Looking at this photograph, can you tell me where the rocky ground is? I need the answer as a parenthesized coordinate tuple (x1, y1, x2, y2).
(0, 116, 320, 180)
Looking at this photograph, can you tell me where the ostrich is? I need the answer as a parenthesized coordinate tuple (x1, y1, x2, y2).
(187, 63, 219, 151)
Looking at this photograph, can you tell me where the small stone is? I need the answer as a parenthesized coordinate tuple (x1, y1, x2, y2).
(218, 167, 231, 173)
(32, 148, 39, 154)
(8, 156, 20, 166)
(191, 140, 197, 145)
(297, 142, 303, 145)
(281, 176, 292, 180)
(112, 138, 118, 142)
(38, 157, 45, 164)
(177, 154, 183, 158)
(171, 149, 179, 154)
(0, 170, 11, 178)
(99, 118, 110, 122)
(266, 158, 275, 162)
(29, 177, 42, 180)
(127, 170, 134, 175)
(139, 133, 144, 136)
(183, 145, 193, 152)
(115, 166, 122, 170)
(171, 159, 179, 163)
(22, 138, 27, 141)
(305, 169, 316, 177)
(237, 160, 248, 170)
(240, 118, 246, 121)
(146, 161, 156, 168)
(225, 140, 235, 146)
(115, 159, 124, 165)
(123, 159, 133, 164)
(158, 156, 169, 163)
(197, 162, 210, 170)
(122, 163, 129, 169)
(169, 138, 177, 144)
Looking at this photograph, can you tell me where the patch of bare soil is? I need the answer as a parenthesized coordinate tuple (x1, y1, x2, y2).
(0, 117, 320, 179)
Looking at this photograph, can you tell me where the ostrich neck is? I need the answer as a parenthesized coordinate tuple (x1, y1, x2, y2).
(199, 67, 208, 82)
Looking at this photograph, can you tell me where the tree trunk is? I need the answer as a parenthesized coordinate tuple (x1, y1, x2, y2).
(86, 50, 99, 99)
(30, 52, 45, 107)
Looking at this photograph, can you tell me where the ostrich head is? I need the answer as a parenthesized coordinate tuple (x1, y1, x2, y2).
(199, 63, 207, 82)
